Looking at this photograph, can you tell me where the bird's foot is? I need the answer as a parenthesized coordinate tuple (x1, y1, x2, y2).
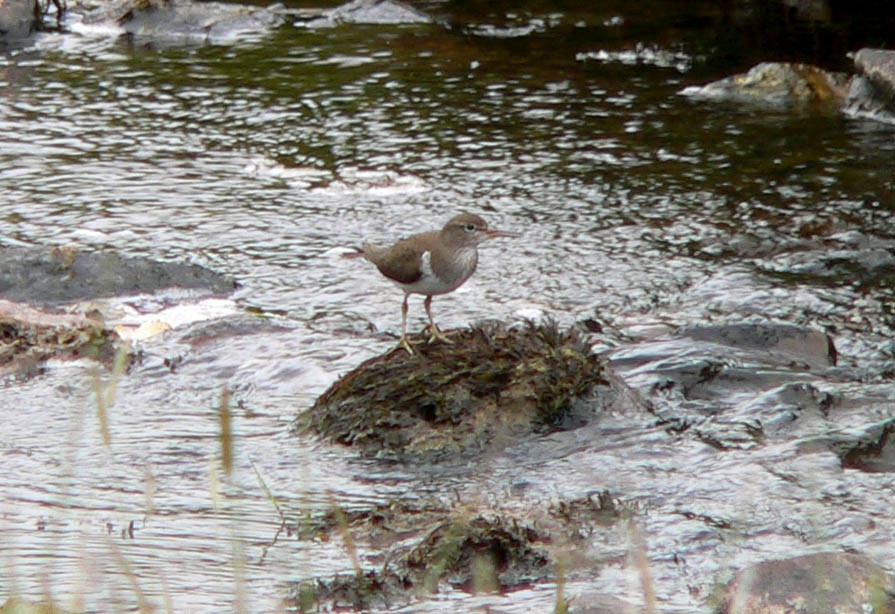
(396, 334, 416, 355)
(424, 324, 453, 345)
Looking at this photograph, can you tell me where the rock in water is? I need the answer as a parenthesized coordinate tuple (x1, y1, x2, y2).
(299, 321, 644, 462)
(0, 300, 125, 380)
(715, 552, 895, 613)
(0, 0, 38, 45)
(679, 62, 849, 110)
(0, 247, 235, 307)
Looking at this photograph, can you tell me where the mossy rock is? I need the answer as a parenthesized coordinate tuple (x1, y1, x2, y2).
(0, 299, 128, 380)
(402, 514, 551, 593)
(293, 514, 553, 611)
(288, 491, 629, 612)
(299, 322, 640, 461)
(295, 570, 403, 613)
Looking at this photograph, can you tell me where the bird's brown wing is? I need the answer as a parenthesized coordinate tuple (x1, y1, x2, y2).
(363, 231, 436, 285)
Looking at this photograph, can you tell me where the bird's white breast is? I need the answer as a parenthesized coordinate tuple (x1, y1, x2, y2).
(398, 249, 477, 296)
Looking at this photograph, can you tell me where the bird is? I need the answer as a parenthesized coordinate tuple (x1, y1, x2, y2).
(345, 212, 518, 353)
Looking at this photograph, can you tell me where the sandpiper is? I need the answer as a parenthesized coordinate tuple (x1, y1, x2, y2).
(346, 212, 517, 353)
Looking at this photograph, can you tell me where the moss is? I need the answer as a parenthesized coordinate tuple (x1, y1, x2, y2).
(298, 321, 611, 461)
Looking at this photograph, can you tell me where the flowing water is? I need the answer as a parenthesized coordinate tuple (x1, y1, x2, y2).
(1, 1, 895, 611)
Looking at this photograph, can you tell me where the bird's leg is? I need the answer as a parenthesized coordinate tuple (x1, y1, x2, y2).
(424, 295, 453, 344)
(397, 293, 415, 354)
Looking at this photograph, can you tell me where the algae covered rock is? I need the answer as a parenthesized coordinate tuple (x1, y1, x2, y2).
(299, 322, 641, 461)
(293, 513, 554, 611)
(679, 62, 849, 110)
(0, 299, 125, 380)
(289, 492, 628, 611)
(403, 514, 551, 592)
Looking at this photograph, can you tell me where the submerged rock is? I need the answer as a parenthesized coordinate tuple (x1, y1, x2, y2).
(299, 322, 643, 461)
(840, 417, 895, 473)
(404, 514, 552, 592)
(295, 514, 551, 611)
(758, 230, 895, 289)
(715, 552, 895, 613)
(680, 322, 836, 370)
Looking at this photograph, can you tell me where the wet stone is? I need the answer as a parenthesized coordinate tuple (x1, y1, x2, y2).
(300, 0, 432, 27)
(758, 233, 895, 289)
(298, 321, 642, 462)
(404, 515, 551, 592)
(679, 62, 850, 110)
(0, 299, 125, 380)
(0, 0, 37, 45)
(289, 492, 626, 611)
(854, 48, 895, 100)
(841, 418, 895, 473)
(679, 322, 836, 370)
(844, 75, 895, 123)
(714, 552, 895, 614)
(0, 247, 235, 307)
(119, 1, 286, 45)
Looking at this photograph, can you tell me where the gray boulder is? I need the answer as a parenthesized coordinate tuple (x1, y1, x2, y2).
(0, 0, 38, 44)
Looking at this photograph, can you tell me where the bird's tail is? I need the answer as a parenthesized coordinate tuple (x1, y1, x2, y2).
(342, 248, 365, 259)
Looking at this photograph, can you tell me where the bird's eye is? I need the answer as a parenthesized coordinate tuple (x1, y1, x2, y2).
(464, 223, 476, 232)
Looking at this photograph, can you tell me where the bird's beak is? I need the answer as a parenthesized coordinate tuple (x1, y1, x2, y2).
(485, 229, 520, 239)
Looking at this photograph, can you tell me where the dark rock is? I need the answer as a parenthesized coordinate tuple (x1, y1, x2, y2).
(299, 322, 644, 462)
(679, 62, 849, 110)
(0, 0, 37, 44)
(715, 552, 895, 613)
(294, 570, 402, 612)
(0, 247, 235, 307)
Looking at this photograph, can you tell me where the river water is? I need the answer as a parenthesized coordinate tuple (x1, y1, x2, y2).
(1, 1, 894, 612)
